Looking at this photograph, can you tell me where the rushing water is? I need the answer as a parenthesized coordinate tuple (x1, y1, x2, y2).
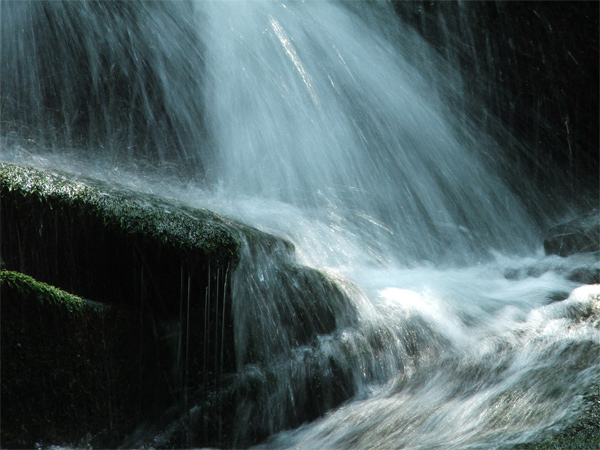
(1, 1, 598, 449)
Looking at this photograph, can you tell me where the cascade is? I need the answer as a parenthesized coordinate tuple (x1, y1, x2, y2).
(1, 1, 598, 449)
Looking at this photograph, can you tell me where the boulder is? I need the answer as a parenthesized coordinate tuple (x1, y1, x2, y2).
(0, 162, 359, 448)
(1, 271, 175, 448)
(0, 163, 250, 447)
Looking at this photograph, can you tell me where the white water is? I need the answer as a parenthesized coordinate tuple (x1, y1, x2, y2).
(179, 191, 599, 448)
(1, 1, 599, 448)
(199, 0, 539, 266)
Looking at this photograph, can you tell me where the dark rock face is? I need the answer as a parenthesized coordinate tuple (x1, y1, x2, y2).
(544, 211, 599, 257)
(0, 163, 238, 311)
(0, 163, 242, 448)
(0, 163, 239, 387)
(1, 271, 175, 449)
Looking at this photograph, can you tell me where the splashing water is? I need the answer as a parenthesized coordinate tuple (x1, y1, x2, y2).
(199, 0, 541, 266)
(1, 1, 598, 448)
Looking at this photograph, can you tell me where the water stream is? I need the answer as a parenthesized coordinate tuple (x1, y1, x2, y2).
(1, 1, 598, 448)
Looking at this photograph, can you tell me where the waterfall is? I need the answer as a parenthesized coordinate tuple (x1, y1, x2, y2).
(1, 1, 598, 449)
(199, 0, 539, 265)
(1, 0, 539, 264)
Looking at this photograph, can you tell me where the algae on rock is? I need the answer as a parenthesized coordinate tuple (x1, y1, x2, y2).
(1, 161, 238, 370)
(1, 270, 175, 448)
(0, 162, 249, 447)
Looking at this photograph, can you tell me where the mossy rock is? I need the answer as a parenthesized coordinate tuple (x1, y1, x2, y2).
(0, 162, 238, 257)
(0, 163, 238, 315)
(0, 163, 271, 447)
(0, 162, 304, 448)
(0, 162, 365, 448)
(0, 271, 177, 448)
(0, 162, 248, 379)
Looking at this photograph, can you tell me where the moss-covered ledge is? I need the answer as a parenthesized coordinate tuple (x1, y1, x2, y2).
(0, 162, 277, 447)
(1, 161, 238, 368)
(1, 270, 177, 448)
(1, 162, 354, 448)
(0, 162, 239, 259)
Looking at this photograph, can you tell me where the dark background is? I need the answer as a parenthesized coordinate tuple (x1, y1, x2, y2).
(394, 1, 599, 206)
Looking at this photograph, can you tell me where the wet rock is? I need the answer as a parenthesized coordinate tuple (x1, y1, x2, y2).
(544, 210, 599, 257)
(504, 252, 600, 287)
(510, 379, 600, 450)
(0, 162, 358, 449)
(567, 266, 600, 285)
(0, 163, 254, 447)
(0, 161, 246, 370)
(0, 271, 175, 448)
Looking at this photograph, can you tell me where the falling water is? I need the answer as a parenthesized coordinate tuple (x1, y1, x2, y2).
(199, 0, 542, 266)
(1, 1, 598, 449)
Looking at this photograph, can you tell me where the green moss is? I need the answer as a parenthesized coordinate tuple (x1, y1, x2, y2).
(1, 270, 86, 313)
(0, 162, 295, 448)
(0, 163, 259, 448)
(0, 162, 243, 319)
(0, 162, 240, 261)
(1, 270, 175, 449)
